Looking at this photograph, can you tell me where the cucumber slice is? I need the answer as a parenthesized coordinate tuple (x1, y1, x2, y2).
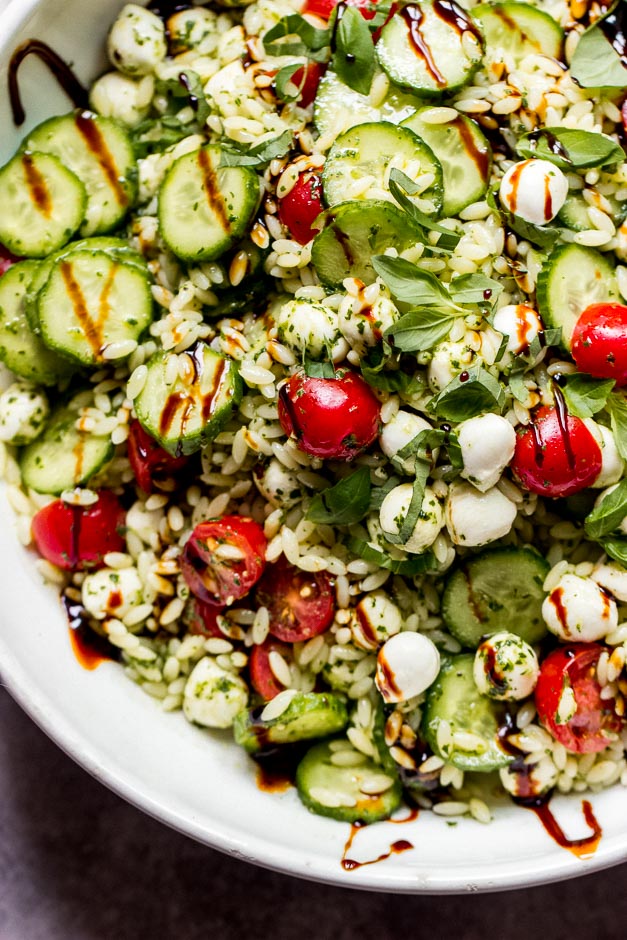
(233, 692, 348, 754)
(311, 200, 415, 288)
(558, 193, 627, 233)
(536, 244, 621, 351)
(24, 111, 137, 237)
(296, 739, 402, 823)
(20, 398, 115, 494)
(0, 261, 76, 386)
(402, 109, 491, 216)
(313, 70, 422, 140)
(376, 1, 485, 97)
(423, 654, 512, 772)
(158, 145, 260, 263)
(37, 250, 152, 366)
(323, 122, 443, 216)
(474, 2, 563, 63)
(0, 151, 86, 258)
(134, 343, 243, 457)
(441, 546, 549, 648)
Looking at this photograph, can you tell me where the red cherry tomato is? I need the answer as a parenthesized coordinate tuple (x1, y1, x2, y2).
(127, 420, 190, 493)
(535, 644, 623, 753)
(290, 61, 325, 107)
(31, 490, 126, 571)
(511, 405, 602, 497)
(278, 369, 381, 460)
(250, 638, 293, 699)
(181, 515, 267, 607)
(0, 244, 20, 278)
(571, 303, 627, 386)
(256, 558, 335, 642)
(184, 597, 226, 638)
(278, 171, 324, 246)
(303, 0, 377, 20)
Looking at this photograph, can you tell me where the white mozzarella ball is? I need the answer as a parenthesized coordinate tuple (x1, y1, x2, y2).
(90, 72, 154, 126)
(183, 657, 248, 729)
(445, 481, 517, 547)
(0, 382, 49, 445)
(253, 458, 302, 508)
(592, 561, 627, 603)
(473, 632, 539, 701)
(427, 341, 472, 393)
(379, 483, 444, 554)
(82, 567, 145, 622)
(351, 591, 403, 650)
(542, 573, 618, 642)
(167, 7, 219, 54)
(274, 299, 348, 361)
(375, 632, 440, 703)
(492, 304, 543, 358)
(379, 410, 432, 475)
(339, 296, 399, 357)
(499, 159, 568, 225)
(584, 420, 624, 489)
(458, 413, 516, 492)
(107, 4, 167, 76)
(500, 757, 558, 801)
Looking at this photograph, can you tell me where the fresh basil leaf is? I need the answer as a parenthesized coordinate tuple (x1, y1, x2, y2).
(599, 537, 627, 566)
(369, 474, 402, 511)
(388, 169, 460, 252)
(274, 63, 304, 102)
(558, 373, 615, 419)
(509, 361, 532, 406)
(220, 130, 294, 167)
(178, 71, 211, 127)
(346, 536, 436, 575)
(448, 273, 503, 306)
(385, 307, 456, 352)
(384, 458, 431, 545)
(543, 328, 563, 347)
(571, 4, 627, 89)
(303, 355, 335, 378)
(361, 364, 425, 394)
(606, 392, 627, 459)
(331, 5, 375, 96)
(431, 367, 505, 421)
(307, 466, 371, 525)
(263, 14, 330, 59)
(396, 427, 463, 470)
(503, 210, 563, 250)
(517, 127, 624, 170)
(372, 255, 454, 308)
(493, 331, 510, 364)
(584, 478, 627, 539)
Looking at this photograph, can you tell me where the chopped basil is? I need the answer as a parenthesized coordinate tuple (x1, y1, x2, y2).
(516, 128, 624, 171)
(372, 255, 453, 308)
(263, 14, 330, 61)
(584, 478, 627, 539)
(385, 308, 457, 352)
(431, 367, 505, 422)
(570, 3, 627, 89)
(361, 363, 426, 394)
(558, 373, 615, 419)
(396, 426, 463, 469)
(607, 393, 627, 460)
(388, 169, 460, 253)
(384, 457, 431, 545)
(509, 362, 532, 406)
(599, 536, 627, 566)
(303, 353, 335, 379)
(448, 273, 502, 307)
(503, 210, 562, 250)
(219, 130, 294, 168)
(346, 536, 436, 575)
(527, 327, 562, 360)
(331, 5, 376, 96)
(306, 466, 371, 524)
(274, 63, 306, 103)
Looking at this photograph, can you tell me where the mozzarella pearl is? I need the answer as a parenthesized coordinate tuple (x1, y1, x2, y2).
(542, 573, 618, 642)
(351, 591, 403, 650)
(167, 7, 219, 55)
(379, 483, 444, 554)
(427, 341, 472, 393)
(473, 632, 539, 701)
(499, 159, 568, 225)
(492, 304, 543, 357)
(379, 410, 432, 475)
(445, 482, 517, 547)
(458, 413, 516, 492)
(375, 632, 440, 703)
(0, 382, 49, 445)
(90, 72, 154, 126)
(253, 458, 302, 508)
(584, 420, 624, 489)
(82, 567, 145, 622)
(500, 757, 558, 800)
(274, 299, 348, 362)
(107, 4, 167, 76)
(592, 562, 627, 603)
(183, 657, 248, 729)
(339, 296, 399, 358)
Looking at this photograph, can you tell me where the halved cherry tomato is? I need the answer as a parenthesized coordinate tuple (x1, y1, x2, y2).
(290, 61, 325, 107)
(511, 405, 602, 497)
(278, 369, 381, 460)
(303, 0, 377, 21)
(256, 559, 335, 642)
(31, 490, 126, 571)
(184, 597, 225, 638)
(250, 638, 293, 699)
(127, 420, 190, 493)
(0, 244, 20, 278)
(181, 515, 267, 606)
(535, 644, 623, 753)
(572, 303, 627, 386)
(278, 171, 324, 246)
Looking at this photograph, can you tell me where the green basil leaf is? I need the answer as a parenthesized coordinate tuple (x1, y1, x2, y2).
(448, 273, 503, 306)
(372, 255, 454, 308)
(607, 392, 627, 459)
(599, 537, 627, 566)
(220, 130, 294, 167)
(516, 127, 625, 170)
(431, 367, 505, 421)
(361, 364, 425, 394)
(571, 5, 627, 89)
(509, 361, 532, 406)
(503, 210, 563, 250)
(388, 169, 460, 252)
(369, 474, 402, 511)
(274, 63, 304, 102)
(584, 478, 627, 539)
(558, 373, 615, 419)
(331, 5, 375, 96)
(306, 466, 372, 525)
(178, 71, 211, 127)
(263, 14, 330, 57)
(346, 536, 436, 575)
(396, 426, 463, 470)
(385, 307, 456, 352)
(303, 355, 335, 379)
(384, 458, 431, 545)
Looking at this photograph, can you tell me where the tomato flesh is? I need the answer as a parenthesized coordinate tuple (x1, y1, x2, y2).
(256, 558, 335, 642)
(184, 597, 226, 638)
(278, 171, 324, 246)
(572, 303, 627, 386)
(181, 515, 267, 607)
(127, 420, 190, 493)
(250, 638, 293, 699)
(535, 644, 623, 753)
(303, 0, 377, 20)
(278, 369, 381, 460)
(290, 61, 325, 107)
(31, 490, 126, 571)
(511, 405, 602, 497)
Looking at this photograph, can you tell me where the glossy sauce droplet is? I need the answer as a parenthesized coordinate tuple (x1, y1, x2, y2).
(520, 798, 602, 859)
(341, 820, 415, 871)
(62, 593, 115, 671)
(8, 39, 88, 126)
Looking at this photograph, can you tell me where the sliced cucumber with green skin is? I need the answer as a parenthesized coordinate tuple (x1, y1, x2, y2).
(474, 2, 563, 63)
(0, 261, 77, 386)
(376, 1, 485, 98)
(313, 70, 423, 140)
(233, 692, 348, 754)
(441, 546, 549, 648)
(312, 200, 415, 288)
(37, 250, 153, 366)
(134, 343, 243, 457)
(296, 739, 402, 824)
(402, 109, 491, 217)
(323, 122, 443, 216)
(158, 145, 260, 263)
(558, 193, 627, 233)
(0, 151, 86, 258)
(24, 111, 137, 237)
(423, 654, 512, 773)
(20, 399, 115, 494)
(536, 243, 621, 351)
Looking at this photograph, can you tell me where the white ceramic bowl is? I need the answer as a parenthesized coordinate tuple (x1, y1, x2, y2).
(1, 0, 627, 894)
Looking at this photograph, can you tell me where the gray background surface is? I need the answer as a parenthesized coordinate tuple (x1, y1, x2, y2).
(0, 686, 626, 940)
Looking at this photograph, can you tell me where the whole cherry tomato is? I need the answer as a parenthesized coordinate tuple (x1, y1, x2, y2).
(289, 61, 325, 107)
(256, 559, 335, 642)
(183, 597, 226, 638)
(571, 303, 627, 386)
(127, 420, 190, 493)
(278, 171, 324, 245)
(0, 244, 20, 278)
(250, 637, 293, 699)
(303, 0, 377, 20)
(181, 515, 267, 607)
(31, 490, 126, 571)
(511, 405, 602, 497)
(278, 369, 381, 460)
(535, 644, 623, 753)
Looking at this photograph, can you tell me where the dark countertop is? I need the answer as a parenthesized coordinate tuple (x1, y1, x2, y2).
(0, 684, 626, 940)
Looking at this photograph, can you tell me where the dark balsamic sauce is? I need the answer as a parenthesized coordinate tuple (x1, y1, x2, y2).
(341, 820, 415, 871)
(526, 129, 570, 162)
(432, 0, 483, 43)
(330, 2, 348, 54)
(179, 72, 199, 112)
(62, 594, 116, 671)
(400, 5, 446, 88)
(515, 797, 602, 859)
(552, 383, 576, 470)
(8, 39, 88, 126)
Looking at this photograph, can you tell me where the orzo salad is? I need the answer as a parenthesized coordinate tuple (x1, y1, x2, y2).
(2, 0, 627, 828)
